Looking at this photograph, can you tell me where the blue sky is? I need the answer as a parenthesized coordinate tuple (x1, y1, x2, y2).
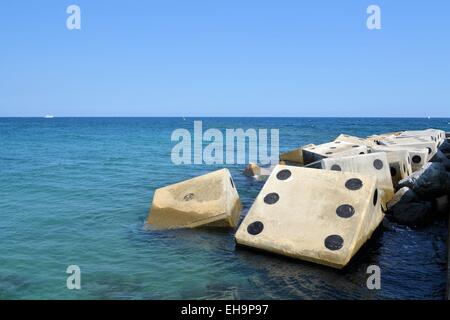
(0, 1, 449, 117)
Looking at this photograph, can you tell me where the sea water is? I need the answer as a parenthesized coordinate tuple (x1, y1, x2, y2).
(0, 117, 448, 299)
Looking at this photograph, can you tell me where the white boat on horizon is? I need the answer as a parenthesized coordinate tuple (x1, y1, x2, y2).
(44, 115, 54, 118)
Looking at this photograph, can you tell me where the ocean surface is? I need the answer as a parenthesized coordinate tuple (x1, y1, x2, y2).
(0, 117, 449, 299)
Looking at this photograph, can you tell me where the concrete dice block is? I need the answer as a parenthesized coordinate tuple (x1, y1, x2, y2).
(380, 137, 437, 160)
(235, 165, 384, 269)
(319, 153, 394, 210)
(147, 169, 242, 229)
(302, 141, 368, 165)
(398, 129, 446, 147)
(370, 149, 412, 188)
(334, 134, 376, 147)
(371, 145, 428, 172)
(279, 144, 315, 166)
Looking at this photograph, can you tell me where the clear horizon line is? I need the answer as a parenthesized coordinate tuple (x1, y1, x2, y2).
(1, 116, 450, 119)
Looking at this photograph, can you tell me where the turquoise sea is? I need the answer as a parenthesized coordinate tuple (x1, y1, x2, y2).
(0, 117, 449, 299)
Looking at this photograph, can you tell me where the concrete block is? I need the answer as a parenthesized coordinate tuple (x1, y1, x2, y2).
(319, 153, 394, 210)
(398, 129, 446, 147)
(302, 141, 368, 165)
(370, 149, 412, 188)
(243, 163, 276, 180)
(147, 169, 242, 229)
(380, 136, 438, 160)
(279, 144, 315, 166)
(334, 134, 376, 147)
(235, 165, 384, 269)
(371, 145, 428, 172)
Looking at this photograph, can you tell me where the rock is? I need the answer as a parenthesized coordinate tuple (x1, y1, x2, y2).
(147, 169, 242, 229)
(439, 140, 450, 154)
(430, 150, 450, 171)
(386, 187, 432, 226)
(235, 165, 384, 269)
(398, 162, 449, 199)
(389, 201, 432, 226)
(433, 195, 449, 215)
(302, 141, 368, 165)
(318, 153, 394, 210)
(386, 187, 418, 211)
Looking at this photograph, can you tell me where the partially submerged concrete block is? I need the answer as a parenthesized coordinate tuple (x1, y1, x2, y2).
(302, 141, 368, 165)
(279, 144, 315, 166)
(319, 153, 394, 210)
(243, 163, 261, 177)
(243, 163, 275, 180)
(235, 165, 384, 269)
(147, 169, 242, 229)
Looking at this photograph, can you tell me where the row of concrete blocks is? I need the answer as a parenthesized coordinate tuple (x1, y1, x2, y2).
(146, 128, 448, 269)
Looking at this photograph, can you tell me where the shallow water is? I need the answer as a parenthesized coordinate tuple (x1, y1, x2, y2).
(0, 117, 448, 299)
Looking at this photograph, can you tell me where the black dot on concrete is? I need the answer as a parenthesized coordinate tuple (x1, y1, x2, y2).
(373, 159, 383, 170)
(412, 155, 422, 164)
(184, 193, 195, 201)
(331, 164, 342, 171)
(330, 147, 337, 149)
(408, 157, 411, 164)
(230, 178, 235, 189)
(335, 141, 341, 144)
(352, 145, 360, 148)
(324, 235, 344, 251)
(427, 148, 432, 155)
(390, 167, 397, 177)
(276, 169, 291, 180)
(373, 189, 378, 206)
(326, 152, 333, 155)
(345, 178, 363, 190)
(359, 152, 365, 155)
(247, 221, 264, 235)
(336, 204, 355, 218)
(264, 192, 279, 204)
